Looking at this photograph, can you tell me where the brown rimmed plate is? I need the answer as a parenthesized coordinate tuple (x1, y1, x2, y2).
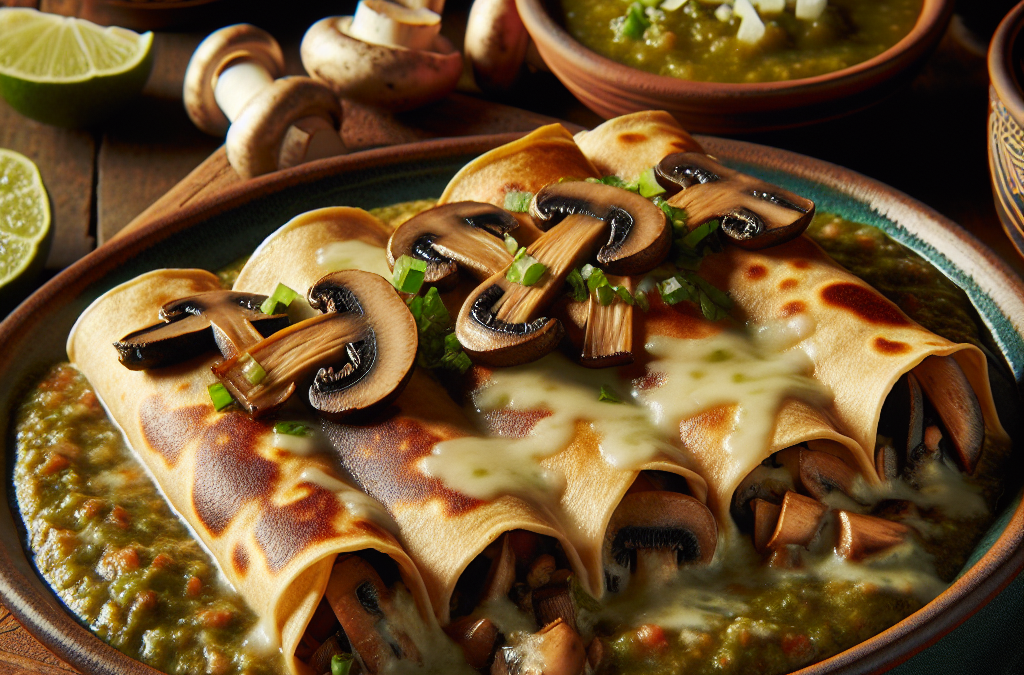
(1, 134, 1021, 675)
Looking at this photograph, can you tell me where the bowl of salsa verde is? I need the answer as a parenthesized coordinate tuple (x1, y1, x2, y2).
(516, 0, 954, 132)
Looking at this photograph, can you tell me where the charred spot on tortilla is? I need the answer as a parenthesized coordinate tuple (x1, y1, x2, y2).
(820, 282, 912, 326)
(140, 396, 206, 466)
(874, 337, 912, 354)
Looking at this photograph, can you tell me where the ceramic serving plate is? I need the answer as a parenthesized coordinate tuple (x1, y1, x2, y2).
(1, 135, 1022, 675)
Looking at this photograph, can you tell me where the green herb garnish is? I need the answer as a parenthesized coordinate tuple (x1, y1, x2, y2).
(619, 2, 651, 40)
(241, 355, 267, 385)
(614, 285, 634, 305)
(599, 385, 622, 403)
(405, 287, 472, 373)
(331, 654, 354, 675)
(208, 383, 233, 411)
(637, 167, 666, 198)
(274, 421, 309, 436)
(658, 275, 692, 305)
(566, 268, 588, 302)
(506, 254, 546, 286)
(260, 282, 299, 315)
(392, 254, 427, 294)
(595, 283, 616, 306)
(504, 233, 519, 255)
(503, 191, 533, 213)
(635, 290, 650, 312)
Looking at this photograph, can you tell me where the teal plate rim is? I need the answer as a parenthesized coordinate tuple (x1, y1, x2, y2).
(0, 133, 1020, 675)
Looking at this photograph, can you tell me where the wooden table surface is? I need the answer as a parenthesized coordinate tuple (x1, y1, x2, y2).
(1, 1, 1023, 672)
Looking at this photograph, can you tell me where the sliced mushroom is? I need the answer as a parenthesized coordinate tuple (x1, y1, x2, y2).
(301, 9, 462, 112)
(912, 355, 985, 473)
(586, 637, 606, 673)
(325, 555, 421, 674)
(580, 274, 633, 368)
(875, 443, 899, 482)
(114, 290, 288, 370)
(529, 181, 670, 275)
(445, 616, 500, 670)
(836, 511, 910, 561)
(308, 634, 353, 675)
(655, 152, 814, 249)
(729, 456, 795, 532)
(751, 498, 782, 553)
(532, 575, 577, 631)
(796, 449, 858, 501)
(387, 202, 519, 288)
(213, 271, 417, 417)
(764, 491, 827, 551)
(603, 491, 717, 592)
(878, 372, 925, 474)
(492, 618, 586, 675)
(456, 214, 609, 366)
(483, 533, 518, 602)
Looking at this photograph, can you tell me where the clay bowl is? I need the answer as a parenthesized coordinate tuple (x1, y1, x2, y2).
(988, 0, 1024, 260)
(0, 135, 1021, 674)
(516, 0, 955, 133)
(72, 0, 234, 31)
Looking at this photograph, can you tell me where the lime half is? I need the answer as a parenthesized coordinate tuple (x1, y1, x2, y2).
(0, 149, 51, 312)
(0, 8, 153, 128)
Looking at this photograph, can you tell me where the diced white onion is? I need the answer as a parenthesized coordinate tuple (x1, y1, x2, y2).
(661, 0, 688, 10)
(715, 4, 733, 21)
(734, 0, 765, 43)
(755, 0, 784, 13)
(795, 0, 826, 20)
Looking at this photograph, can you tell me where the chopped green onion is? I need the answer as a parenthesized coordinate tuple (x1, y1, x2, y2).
(208, 383, 233, 411)
(504, 233, 519, 255)
(580, 263, 597, 280)
(274, 421, 309, 436)
(637, 167, 666, 198)
(566, 268, 588, 302)
(620, 3, 650, 40)
(585, 266, 609, 292)
(595, 284, 616, 306)
(682, 218, 720, 249)
(506, 254, 546, 286)
(503, 191, 533, 213)
(331, 654, 354, 675)
(241, 355, 267, 385)
(419, 286, 451, 331)
(513, 245, 528, 262)
(392, 255, 427, 294)
(598, 385, 621, 403)
(615, 285, 634, 305)
(635, 290, 650, 312)
(260, 282, 299, 315)
(658, 276, 692, 305)
(444, 332, 461, 352)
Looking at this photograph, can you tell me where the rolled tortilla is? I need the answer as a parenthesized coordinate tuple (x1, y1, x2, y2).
(573, 110, 703, 182)
(232, 207, 710, 608)
(67, 269, 434, 675)
(700, 236, 1009, 468)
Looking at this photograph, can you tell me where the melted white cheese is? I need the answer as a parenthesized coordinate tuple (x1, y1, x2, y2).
(422, 353, 680, 504)
(637, 333, 832, 478)
(298, 467, 400, 535)
(316, 240, 393, 278)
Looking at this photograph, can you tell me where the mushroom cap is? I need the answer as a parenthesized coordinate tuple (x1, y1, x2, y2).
(386, 201, 519, 287)
(656, 152, 815, 250)
(306, 269, 418, 419)
(114, 290, 287, 370)
(225, 76, 343, 179)
(603, 491, 718, 572)
(301, 15, 463, 111)
(530, 181, 671, 275)
(464, 0, 530, 93)
(183, 24, 285, 136)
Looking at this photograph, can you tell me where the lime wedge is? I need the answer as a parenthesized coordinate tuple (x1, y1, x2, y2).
(0, 149, 51, 311)
(0, 8, 153, 128)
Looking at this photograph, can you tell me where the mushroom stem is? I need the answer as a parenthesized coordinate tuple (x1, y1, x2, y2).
(836, 511, 910, 561)
(325, 555, 421, 674)
(214, 59, 275, 122)
(764, 491, 827, 551)
(580, 274, 633, 368)
(484, 534, 518, 602)
(349, 0, 442, 50)
(751, 498, 782, 553)
(279, 115, 349, 169)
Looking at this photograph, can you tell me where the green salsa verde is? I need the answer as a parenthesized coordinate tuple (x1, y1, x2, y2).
(12, 206, 1011, 675)
(558, 0, 922, 83)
